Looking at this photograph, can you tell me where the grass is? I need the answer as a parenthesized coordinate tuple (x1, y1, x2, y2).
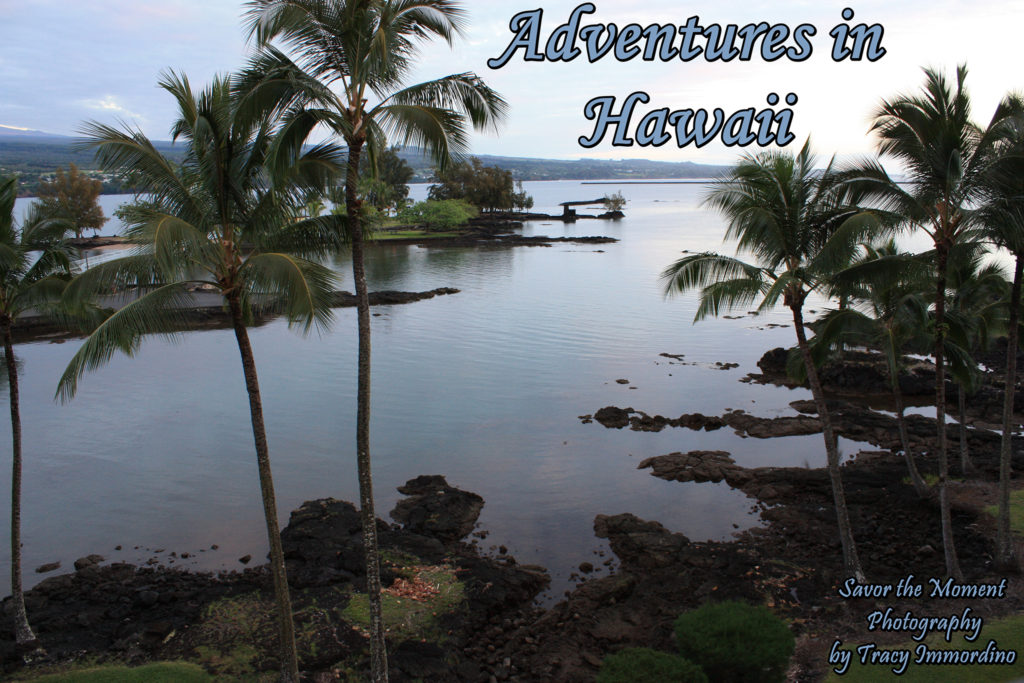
(342, 564, 465, 640)
(901, 474, 965, 488)
(374, 230, 460, 240)
(10, 662, 211, 682)
(824, 613, 1024, 682)
(985, 489, 1024, 536)
(189, 593, 272, 680)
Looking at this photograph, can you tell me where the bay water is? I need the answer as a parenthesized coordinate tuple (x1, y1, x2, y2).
(6, 182, 872, 597)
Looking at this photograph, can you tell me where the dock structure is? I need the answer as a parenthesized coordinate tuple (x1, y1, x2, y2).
(558, 199, 607, 221)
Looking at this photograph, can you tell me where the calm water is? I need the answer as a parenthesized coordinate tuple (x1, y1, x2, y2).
(7, 183, 870, 597)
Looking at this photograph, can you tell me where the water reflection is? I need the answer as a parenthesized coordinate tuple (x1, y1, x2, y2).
(4, 182, 824, 600)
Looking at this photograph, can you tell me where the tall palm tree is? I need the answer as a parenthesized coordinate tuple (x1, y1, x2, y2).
(0, 177, 75, 651)
(816, 240, 933, 496)
(58, 73, 343, 683)
(849, 65, 1021, 579)
(240, 2, 506, 678)
(663, 141, 875, 580)
(978, 110, 1024, 570)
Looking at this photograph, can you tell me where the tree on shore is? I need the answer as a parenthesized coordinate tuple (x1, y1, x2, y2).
(429, 157, 527, 213)
(0, 176, 76, 651)
(36, 164, 107, 239)
(359, 146, 414, 214)
(978, 111, 1024, 570)
(944, 248, 1008, 475)
(603, 191, 626, 212)
(240, 1, 507, 678)
(816, 240, 933, 496)
(662, 141, 876, 580)
(848, 65, 1021, 579)
(58, 72, 344, 682)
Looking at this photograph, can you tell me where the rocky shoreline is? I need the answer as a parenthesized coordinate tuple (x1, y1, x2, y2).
(2, 476, 549, 681)
(3, 347, 1022, 681)
(12, 287, 462, 342)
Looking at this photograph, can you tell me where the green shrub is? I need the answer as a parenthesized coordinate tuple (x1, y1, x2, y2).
(674, 601, 794, 683)
(597, 648, 708, 683)
(398, 199, 477, 230)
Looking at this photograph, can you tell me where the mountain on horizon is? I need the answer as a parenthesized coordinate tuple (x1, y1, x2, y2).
(0, 124, 71, 140)
(1, 127, 730, 189)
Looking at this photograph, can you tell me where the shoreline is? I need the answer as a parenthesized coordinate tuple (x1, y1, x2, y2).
(3, 347, 1022, 680)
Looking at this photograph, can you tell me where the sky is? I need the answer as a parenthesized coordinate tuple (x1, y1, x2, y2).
(2, 1, 1022, 166)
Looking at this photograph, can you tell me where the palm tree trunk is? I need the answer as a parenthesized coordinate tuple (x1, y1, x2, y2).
(345, 137, 389, 682)
(958, 385, 973, 475)
(3, 322, 37, 650)
(226, 297, 299, 683)
(893, 375, 929, 498)
(997, 255, 1021, 570)
(934, 246, 963, 580)
(793, 306, 864, 580)
(887, 329, 928, 497)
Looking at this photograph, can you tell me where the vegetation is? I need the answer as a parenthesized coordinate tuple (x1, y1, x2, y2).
(56, 72, 344, 682)
(359, 146, 413, 215)
(428, 157, 531, 213)
(944, 249, 1007, 474)
(597, 648, 708, 683)
(0, 175, 76, 649)
(375, 229, 459, 240)
(816, 241, 934, 496)
(14, 662, 213, 682)
(979, 115, 1024, 570)
(662, 141, 874, 580)
(824, 613, 1024, 682)
(602, 191, 626, 212)
(6, 6, 1024, 677)
(0, 137, 728, 195)
(35, 164, 107, 238)
(240, 2, 506, 680)
(985, 488, 1024, 536)
(849, 65, 1022, 580)
(342, 564, 465, 640)
(673, 601, 795, 683)
(398, 199, 476, 230)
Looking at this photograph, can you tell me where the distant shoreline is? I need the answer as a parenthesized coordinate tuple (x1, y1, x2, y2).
(582, 180, 724, 185)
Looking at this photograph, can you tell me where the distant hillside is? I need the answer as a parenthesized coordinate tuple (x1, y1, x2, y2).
(0, 135, 185, 195)
(393, 147, 728, 182)
(1, 132, 727, 196)
(0, 125, 70, 139)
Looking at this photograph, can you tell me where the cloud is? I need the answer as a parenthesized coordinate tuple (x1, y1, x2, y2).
(78, 96, 144, 121)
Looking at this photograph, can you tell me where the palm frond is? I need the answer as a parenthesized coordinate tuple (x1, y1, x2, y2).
(56, 282, 197, 402)
(694, 276, 770, 322)
(239, 252, 336, 332)
(661, 252, 767, 295)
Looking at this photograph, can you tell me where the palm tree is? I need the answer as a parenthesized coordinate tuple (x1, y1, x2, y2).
(240, 2, 507, 677)
(58, 73, 343, 683)
(663, 141, 875, 580)
(848, 65, 1020, 580)
(816, 240, 933, 496)
(945, 248, 1008, 475)
(978, 112, 1024, 570)
(0, 177, 75, 651)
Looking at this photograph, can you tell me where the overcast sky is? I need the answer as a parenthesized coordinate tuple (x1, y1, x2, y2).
(2, 1, 1021, 165)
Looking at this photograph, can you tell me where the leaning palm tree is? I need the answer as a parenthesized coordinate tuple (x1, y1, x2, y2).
(58, 72, 344, 683)
(848, 65, 1021, 579)
(240, 2, 507, 677)
(663, 141, 875, 580)
(816, 240, 933, 496)
(0, 177, 75, 651)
